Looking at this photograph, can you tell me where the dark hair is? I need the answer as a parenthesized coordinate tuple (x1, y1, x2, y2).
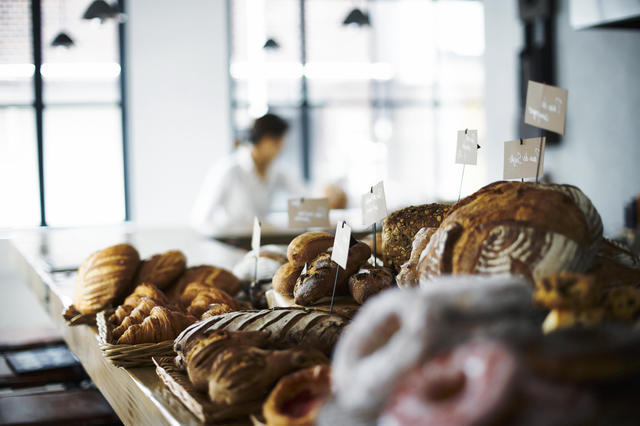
(249, 113, 289, 144)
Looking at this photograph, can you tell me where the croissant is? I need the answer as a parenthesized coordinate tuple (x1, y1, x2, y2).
(133, 250, 187, 289)
(187, 290, 238, 319)
(185, 330, 271, 392)
(208, 345, 328, 406)
(180, 283, 236, 309)
(112, 297, 162, 341)
(167, 265, 242, 301)
(109, 283, 169, 324)
(116, 306, 196, 345)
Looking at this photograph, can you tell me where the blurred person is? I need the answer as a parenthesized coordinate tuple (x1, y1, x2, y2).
(191, 113, 304, 235)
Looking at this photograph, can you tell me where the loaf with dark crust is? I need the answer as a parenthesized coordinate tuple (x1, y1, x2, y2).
(293, 242, 371, 306)
(348, 266, 396, 304)
(418, 181, 603, 283)
(382, 203, 450, 273)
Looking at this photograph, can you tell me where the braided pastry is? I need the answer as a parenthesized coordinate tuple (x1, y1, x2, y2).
(108, 283, 169, 324)
(112, 297, 163, 341)
(116, 306, 196, 344)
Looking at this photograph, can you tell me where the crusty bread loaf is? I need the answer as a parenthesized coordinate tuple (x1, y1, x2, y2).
(74, 243, 140, 314)
(133, 250, 186, 289)
(396, 227, 437, 288)
(418, 181, 603, 283)
(382, 204, 450, 273)
(348, 266, 395, 304)
(272, 263, 303, 297)
(287, 232, 334, 267)
(294, 242, 371, 306)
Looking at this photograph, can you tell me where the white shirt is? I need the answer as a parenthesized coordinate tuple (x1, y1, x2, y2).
(190, 146, 304, 235)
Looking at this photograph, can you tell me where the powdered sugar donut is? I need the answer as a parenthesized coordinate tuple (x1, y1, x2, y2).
(379, 339, 518, 426)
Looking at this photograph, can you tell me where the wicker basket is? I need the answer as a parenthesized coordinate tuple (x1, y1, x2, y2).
(62, 305, 97, 326)
(96, 310, 175, 368)
(153, 357, 261, 424)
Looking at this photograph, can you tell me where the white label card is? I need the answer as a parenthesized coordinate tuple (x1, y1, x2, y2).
(524, 81, 568, 135)
(503, 137, 546, 179)
(361, 181, 388, 226)
(251, 217, 261, 254)
(288, 198, 331, 228)
(455, 129, 478, 165)
(331, 222, 351, 270)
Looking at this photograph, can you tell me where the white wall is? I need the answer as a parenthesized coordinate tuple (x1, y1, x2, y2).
(484, 0, 640, 235)
(126, 0, 231, 227)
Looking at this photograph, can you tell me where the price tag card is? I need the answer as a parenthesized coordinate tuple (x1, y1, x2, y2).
(251, 217, 261, 254)
(524, 81, 568, 135)
(503, 137, 546, 179)
(455, 129, 478, 165)
(362, 181, 388, 226)
(331, 222, 351, 270)
(288, 198, 330, 228)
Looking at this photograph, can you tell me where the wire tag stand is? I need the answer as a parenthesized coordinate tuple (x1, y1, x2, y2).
(329, 221, 351, 313)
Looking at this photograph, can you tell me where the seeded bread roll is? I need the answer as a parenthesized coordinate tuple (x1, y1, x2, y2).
(382, 204, 450, 273)
(287, 232, 334, 267)
(272, 262, 303, 297)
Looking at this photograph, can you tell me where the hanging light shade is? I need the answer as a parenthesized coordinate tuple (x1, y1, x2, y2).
(263, 38, 280, 50)
(342, 8, 371, 27)
(51, 32, 74, 48)
(82, 0, 119, 22)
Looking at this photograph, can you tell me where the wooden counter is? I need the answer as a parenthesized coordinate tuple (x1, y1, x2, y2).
(8, 226, 247, 426)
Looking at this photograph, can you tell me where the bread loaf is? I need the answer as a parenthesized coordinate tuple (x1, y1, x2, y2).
(133, 250, 186, 289)
(293, 242, 371, 306)
(207, 345, 327, 406)
(348, 266, 395, 304)
(74, 243, 140, 314)
(396, 227, 437, 288)
(382, 204, 450, 273)
(174, 308, 349, 360)
(272, 262, 303, 297)
(418, 181, 603, 283)
(287, 232, 334, 267)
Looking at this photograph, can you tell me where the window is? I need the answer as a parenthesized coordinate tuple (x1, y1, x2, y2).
(0, 0, 127, 229)
(229, 0, 485, 207)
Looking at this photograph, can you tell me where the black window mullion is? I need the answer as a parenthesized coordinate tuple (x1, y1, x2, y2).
(31, 0, 46, 227)
(117, 0, 130, 221)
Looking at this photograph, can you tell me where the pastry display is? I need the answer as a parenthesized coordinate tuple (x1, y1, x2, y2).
(108, 282, 169, 324)
(262, 365, 331, 426)
(347, 265, 395, 304)
(133, 250, 187, 289)
(382, 203, 450, 273)
(398, 181, 603, 285)
(74, 243, 141, 314)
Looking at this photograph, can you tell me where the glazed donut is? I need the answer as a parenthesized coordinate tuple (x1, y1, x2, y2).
(331, 275, 534, 416)
(379, 339, 518, 426)
(331, 289, 432, 413)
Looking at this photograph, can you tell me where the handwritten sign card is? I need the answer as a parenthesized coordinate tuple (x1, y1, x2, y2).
(362, 181, 387, 227)
(251, 217, 261, 253)
(331, 222, 351, 269)
(524, 81, 568, 135)
(288, 198, 330, 228)
(503, 137, 546, 179)
(455, 130, 478, 165)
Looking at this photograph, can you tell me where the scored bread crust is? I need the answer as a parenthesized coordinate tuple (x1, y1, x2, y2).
(418, 181, 603, 283)
(133, 250, 186, 289)
(74, 243, 140, 314)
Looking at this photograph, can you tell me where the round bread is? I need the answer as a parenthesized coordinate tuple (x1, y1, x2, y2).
(74, 243, 140, 314)
(263, 365, 331, 426)
(287, 232, 334, 267)
(272, 263, 303, 297)
(348, 266, 395, 304)
(168, 265, 242, 300)
(133, 250, 186, 289)
(418, 181, 603, 283)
